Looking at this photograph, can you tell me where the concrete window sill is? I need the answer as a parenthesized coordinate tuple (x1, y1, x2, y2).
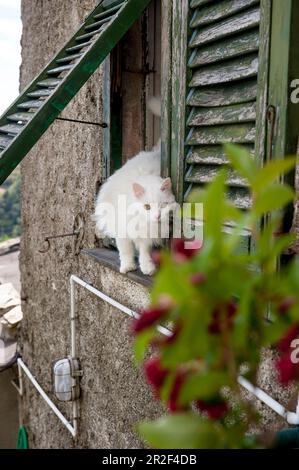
(81, 248, 153, 288)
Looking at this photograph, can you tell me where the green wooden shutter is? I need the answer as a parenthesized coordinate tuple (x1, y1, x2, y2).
(0, 0, 152, 185)
(183, 0, 271, 209)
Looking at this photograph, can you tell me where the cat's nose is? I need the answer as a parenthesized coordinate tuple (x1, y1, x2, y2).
(156, 212, 161, 221)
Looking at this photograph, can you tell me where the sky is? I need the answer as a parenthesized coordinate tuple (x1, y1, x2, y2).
(0, 0, 22, 115)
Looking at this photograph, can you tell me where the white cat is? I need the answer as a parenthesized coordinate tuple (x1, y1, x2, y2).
(94, 100, 176, 276)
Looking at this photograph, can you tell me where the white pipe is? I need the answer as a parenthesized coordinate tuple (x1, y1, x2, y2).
(70, 277, 76, 359)
(238, 376, 288, 419)
(17, 358, 76, 437)
(72, 400, 78, 437)
(70, 274, 172, 337)
(69, 276, 80, 435)
(238, 376, 299, 425)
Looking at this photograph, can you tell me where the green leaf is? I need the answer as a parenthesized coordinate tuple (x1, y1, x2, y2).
(134, 328, 155, 363)
(202, 170, 227, 242)
(222, 201, 243, 224)
(224, 143, 257, 184)
(180, 371, 229, 404)
(151, 255, 195, 304)
(252, 157, 296, 192)
(138, 413, 224, 449)
(253, 184, 294, 216)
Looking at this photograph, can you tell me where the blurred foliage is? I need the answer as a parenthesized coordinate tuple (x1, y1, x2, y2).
(133, 144, 299, 449)
(0, 170, 21, 241)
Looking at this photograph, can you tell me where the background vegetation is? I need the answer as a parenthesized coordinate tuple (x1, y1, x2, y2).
(0, 170, 21, 242)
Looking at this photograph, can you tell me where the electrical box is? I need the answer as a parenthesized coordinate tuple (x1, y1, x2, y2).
(53, 357, 82, 402)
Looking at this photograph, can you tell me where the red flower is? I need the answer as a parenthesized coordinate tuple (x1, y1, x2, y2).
(195, 399, 229, 420)
(276, 354, 299, 385)
(190, 272, 206, 286)
(277, 324, 299, 353)
(171, 238, 202, 262)
(208, 300, 238, 335)
(168, 370, 188, 412)
(278, 297, 296, 316)
(132, 306, 169, 334)
(144, 356, 168, 395)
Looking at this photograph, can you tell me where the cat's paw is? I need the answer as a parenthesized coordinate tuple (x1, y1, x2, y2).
(120, 261, 137, 274)
(140, 261, 156, 276)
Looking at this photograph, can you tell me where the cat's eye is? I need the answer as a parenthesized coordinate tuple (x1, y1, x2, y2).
(144, 204, 151, 211)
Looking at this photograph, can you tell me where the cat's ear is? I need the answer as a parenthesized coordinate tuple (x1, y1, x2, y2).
(133, 182, 145, 198)
(161, 177, 172, 192)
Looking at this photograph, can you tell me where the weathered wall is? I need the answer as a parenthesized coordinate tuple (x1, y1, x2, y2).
(19, 0, 162, 449)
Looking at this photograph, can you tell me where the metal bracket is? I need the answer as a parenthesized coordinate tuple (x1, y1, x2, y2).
(55, 117, 108, 128)
(38, 213, 85, 255)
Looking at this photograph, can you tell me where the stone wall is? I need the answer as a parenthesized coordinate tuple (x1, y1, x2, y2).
(19, 0, 162, 449)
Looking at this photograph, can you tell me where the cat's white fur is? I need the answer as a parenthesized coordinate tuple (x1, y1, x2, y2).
(94, 99, 176, 275)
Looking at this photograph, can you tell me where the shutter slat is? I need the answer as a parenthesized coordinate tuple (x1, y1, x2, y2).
(187, 79, 257, 107)
(93, 3, 124, 20)
(190, 0, 215, 8)
(27, 89, 52, 98)
(186, 123, 256, 145)
(190, 54, 258, 86)
(189, 7, 260, 48)
(0, 135, 14, 150)
(189, 29, 259, 67)
(185, 165, 249, 188)
(226, 187, 252, 209)
(186, 145, 254, 165)
(184, 182, 252, 209)
(0, 124, 24, 135)
(190, 0, 259, 28)
(17, 100, 43, 110)
(187, 102, 256, 126)
(7, 113, 34, 123)
(85, 16, 112, 32)
(37, 78, 61, 88)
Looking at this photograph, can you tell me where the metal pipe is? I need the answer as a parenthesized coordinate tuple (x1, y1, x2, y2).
(17, 360, 23, 395)
(238, 376, 288, 419)
(69, 276, 80, 435)
(70, 274, 172, 337)
(70, 277, 76, 359)
(17, 358, 76, 437)
(238, 375, 299, 425)
(72, 400, 78, 437)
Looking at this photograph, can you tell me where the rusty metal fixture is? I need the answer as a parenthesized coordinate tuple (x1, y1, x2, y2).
(38, 213, 85, 254)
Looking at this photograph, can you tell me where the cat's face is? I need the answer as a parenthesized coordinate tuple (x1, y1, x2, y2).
(132, 177, 176, 224)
